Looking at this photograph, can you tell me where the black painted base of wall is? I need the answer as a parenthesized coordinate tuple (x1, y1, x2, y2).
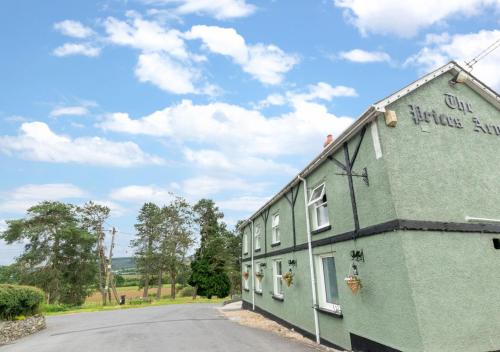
(242, 300, 409, 352)
(350, 333, 401, 352)
(242, 300, 347, 351)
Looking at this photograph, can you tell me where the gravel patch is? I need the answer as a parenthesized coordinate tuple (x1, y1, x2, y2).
(217, 304, 340, 352)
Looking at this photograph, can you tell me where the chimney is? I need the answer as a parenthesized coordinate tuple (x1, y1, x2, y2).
(323, 134, 333, 148)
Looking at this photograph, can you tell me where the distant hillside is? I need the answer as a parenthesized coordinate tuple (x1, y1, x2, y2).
(112, 257, 136, 274)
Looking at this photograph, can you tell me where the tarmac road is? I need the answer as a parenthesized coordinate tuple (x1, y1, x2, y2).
(1, 303, 321, 352)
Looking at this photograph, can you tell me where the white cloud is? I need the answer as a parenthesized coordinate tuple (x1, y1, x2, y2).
(186, 25, 298, 85)
(0, 183, 86, 213)
(256, 94, 286, 108)
(292, 82, 358, 101)
(54, 20, 95, 38)
(143, 0, 256, 19)
(135, 52, 199, 94)
(183, 148, 297, 175)
(180, 176, 256, 197)
(110, 185, 174, 204)
(50, 106, 90, 117)
(103, 16, 216, 94)
(0, 122, 165, 167)
(104, 16, 189, 60)
(405, 29, 500, 90)
(334, 0, 500, 38)
(338, 49, 391, 63)
(98, 99, 354, 159)
(53, 43, 101, 57)
(257, 82, 357, 109)
(217, 195, 270, 212)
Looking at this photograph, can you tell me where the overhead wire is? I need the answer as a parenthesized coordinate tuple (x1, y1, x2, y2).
(464, 37, 500, 70)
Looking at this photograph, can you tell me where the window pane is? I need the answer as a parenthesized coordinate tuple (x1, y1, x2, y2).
(308, 184, 325, 205)
(316, 203, 329, 227)
(273, 214, 279, 226)
(277, 261, 282, 275)
(322, 257, 339, 303)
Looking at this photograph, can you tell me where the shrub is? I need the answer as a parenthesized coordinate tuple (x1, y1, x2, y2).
(179, 286, 195, 297)
(0, 284, 45, 320)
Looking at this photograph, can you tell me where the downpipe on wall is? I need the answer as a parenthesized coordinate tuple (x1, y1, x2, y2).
(298, 175, 320, 344)
(251, 220, 255, 311)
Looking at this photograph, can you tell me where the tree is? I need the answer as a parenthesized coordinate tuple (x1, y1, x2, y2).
(78, 201, 110, 305)
(1, 201, 97, 305)
(158, 196, 194, 299)
(131, 203, 162, 298)
(224, 221, 243, 296)
(188, 199, 231, 299)
(0, 265, 19, 284)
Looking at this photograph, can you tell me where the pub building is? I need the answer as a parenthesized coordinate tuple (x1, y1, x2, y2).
(239, 61, 500, 352)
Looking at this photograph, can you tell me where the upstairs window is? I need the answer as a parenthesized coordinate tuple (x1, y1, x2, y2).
(308, 183, 329, 230)
(254, 225, 261, 250)
(272, 213, 280, 244)
(243, 232, 248, 254)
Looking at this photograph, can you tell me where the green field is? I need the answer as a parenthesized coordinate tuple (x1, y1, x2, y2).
(42, 295, 226, 316)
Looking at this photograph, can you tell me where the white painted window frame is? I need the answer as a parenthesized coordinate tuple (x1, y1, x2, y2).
(254, 225, 261, 250)
(316, 254, 342, 314)
(243, 232, 248, 254)
(271, 213, 280, 244)
(244, 265, 250, 290)
(273, 259, 283, 298)
(308, 183, 330, 230)
(255, 263, 263, 293)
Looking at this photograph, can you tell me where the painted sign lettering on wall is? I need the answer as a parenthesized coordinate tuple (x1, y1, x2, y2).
(408, 93, 500, 137)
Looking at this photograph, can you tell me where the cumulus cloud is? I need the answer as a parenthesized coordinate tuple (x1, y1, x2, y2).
(54, 20, 95, 38)
(142, 0, 256, 19)
(135, 52, 200, 94)
(217, 195, 270, 212)
(257, 82, 357, 109)
(183, 148, 298, 176)
(334, 0, 500, 38)
(110, 185, 174, 204)
(0, 122, 165, 167)
(405, 29, 500, 90)
(103, 16, 216, 94)
(186, 25, 298, 85)
(98, 99, 354, 158)
(0, 183, 86, 213)
(338, 49, 391, 63)
(53, 43, 101, 57)
(104, 16, 189, 60)
(180, 176, 259, 198)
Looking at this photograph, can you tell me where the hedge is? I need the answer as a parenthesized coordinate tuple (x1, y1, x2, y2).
(0, 284, 45, 320)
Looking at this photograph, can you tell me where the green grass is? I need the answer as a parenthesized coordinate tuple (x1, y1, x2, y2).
(41, 296, 226, 316)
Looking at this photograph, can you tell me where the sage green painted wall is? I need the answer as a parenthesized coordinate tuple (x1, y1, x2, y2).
(401, 230, 500, 352)
(379, 72, 500, 222)
(241, 71, 500, 352)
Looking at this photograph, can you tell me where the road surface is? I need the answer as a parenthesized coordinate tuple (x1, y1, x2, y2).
(1, 303, 321, 351)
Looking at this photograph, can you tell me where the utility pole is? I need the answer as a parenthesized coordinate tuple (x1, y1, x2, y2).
(105, 227, 117, 304)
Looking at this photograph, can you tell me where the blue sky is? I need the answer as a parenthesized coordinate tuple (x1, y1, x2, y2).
(1, 0, 499, 264)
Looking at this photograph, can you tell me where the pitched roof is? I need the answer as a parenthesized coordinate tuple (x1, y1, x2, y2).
(239, 61, 500, 228)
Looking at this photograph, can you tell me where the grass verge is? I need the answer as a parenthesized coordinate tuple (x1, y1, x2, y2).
(42, 296, 226, 316)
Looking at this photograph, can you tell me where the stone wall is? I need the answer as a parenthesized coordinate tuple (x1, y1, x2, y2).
(0, 315, 46, 345)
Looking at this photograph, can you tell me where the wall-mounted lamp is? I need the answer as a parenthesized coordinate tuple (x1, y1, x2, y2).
(449, 71, 469, 85)
(288, 259, 297, 267)
(350, 250, 364, 262)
